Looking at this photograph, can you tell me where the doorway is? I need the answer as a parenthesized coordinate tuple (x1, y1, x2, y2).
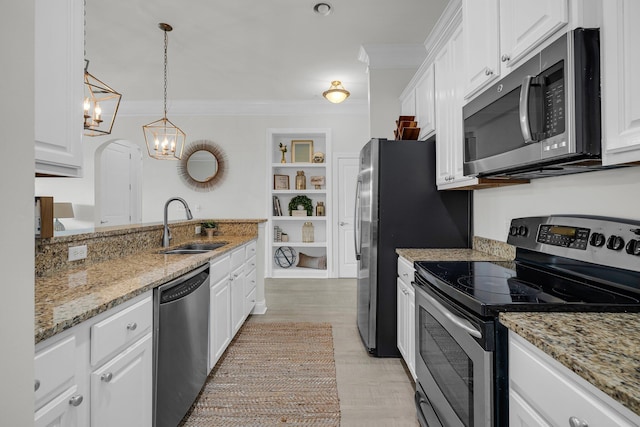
(95, 140, 142, 227)
(333, 153, 359, 278)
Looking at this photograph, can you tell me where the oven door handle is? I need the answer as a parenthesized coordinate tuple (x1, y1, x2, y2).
(519, 75, 536, 144)
(422, 291, 482, 339)
(415, 389, 443, 427)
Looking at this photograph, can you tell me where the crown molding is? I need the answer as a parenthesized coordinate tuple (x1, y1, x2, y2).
(358, 43, 427, 70)
(116, 99, 368, 117)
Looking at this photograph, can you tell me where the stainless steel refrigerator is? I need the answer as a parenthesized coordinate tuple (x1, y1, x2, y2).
(355, 138, 472, 357)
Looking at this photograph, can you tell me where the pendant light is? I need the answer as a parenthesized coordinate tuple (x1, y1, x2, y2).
(142, 23, 186, 160)
(83, 1, 121, 136)
(322, 80, 350, 104)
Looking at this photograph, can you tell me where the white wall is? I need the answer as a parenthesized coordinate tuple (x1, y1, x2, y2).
(0, 0, 35, 423)
(36, 111, 369, 226)
(368, 68, 417, 139)
(474, 166, 640, 241)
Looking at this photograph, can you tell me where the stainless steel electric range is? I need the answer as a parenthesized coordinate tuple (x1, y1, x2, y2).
(413, 215, 640, 427)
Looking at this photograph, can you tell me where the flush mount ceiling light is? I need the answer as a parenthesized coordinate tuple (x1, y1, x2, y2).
(142, 23, 186, 160)
(322, 80, 350, 103)
(313, 2, 332, 16)
(83, 0, 121, 137)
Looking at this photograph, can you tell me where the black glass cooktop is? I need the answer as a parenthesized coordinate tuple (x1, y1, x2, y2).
(414, 260, 640, 316)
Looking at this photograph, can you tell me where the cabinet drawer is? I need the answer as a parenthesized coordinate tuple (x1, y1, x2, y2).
(230, 247, 245, 271)
(245, 288, 256, 316)
(245, 268, 256, 297)
(397, 256, 414, 286)
(509, 333, 638, 426)
(245, 254, 256, 274)
(91, 296, 152, 366)
(210, 254, 230, 284)
(34, 335, 76, 409)
(245, 240, 257, 259)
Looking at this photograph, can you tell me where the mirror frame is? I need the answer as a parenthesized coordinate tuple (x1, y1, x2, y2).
(178, 140, 227, 191)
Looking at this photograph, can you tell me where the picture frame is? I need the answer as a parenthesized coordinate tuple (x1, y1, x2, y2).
(291, 140, 314, 163)
(273, 174, 290, 190)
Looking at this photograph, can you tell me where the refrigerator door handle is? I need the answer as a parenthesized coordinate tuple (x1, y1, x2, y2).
(354, 178, 362, 260)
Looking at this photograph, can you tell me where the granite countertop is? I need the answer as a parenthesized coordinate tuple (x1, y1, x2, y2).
(500, 312, 640, 417)
(396, 248, 509, 263)
(35, 235, 255, 344)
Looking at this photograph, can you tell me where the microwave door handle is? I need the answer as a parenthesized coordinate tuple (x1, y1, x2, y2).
(519, 75, 535, 144)
(422, 291, 482, 339)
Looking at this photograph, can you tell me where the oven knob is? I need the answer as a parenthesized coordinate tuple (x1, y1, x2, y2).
(509, 226, 518, 236)
(589, 233, 606, 247)
(606, 235, 625, 251)
(517, 225, 527, 236)
(625, 239, 640, 256)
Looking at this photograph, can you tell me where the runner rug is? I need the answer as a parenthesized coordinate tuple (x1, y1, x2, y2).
(180, 321, 340, 426)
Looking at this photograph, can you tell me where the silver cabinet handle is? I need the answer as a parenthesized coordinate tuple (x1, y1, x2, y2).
(569, 417, 588, 427)
(68, 394, 83, 407)
(339, 221, 347, 226)
(101, 372, 113, 383)
(402, 272, 409, 277)
(126, 322, 137, 331)
(501, 54, 510, 62)
(34, 379, 40, 391)
(485, 68, 493, 76)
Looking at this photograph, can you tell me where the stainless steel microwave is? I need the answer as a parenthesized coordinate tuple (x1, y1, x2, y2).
(463, 28, 605, 179)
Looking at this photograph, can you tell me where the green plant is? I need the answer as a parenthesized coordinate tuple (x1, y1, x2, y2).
(288, 195, 313, 216)
(201, 221, 217, 229)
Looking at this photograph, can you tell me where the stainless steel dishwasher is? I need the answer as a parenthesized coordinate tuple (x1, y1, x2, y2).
(153, 264, 210, 427)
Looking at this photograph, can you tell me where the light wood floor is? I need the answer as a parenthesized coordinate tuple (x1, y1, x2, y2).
(249, 278, 419, 427)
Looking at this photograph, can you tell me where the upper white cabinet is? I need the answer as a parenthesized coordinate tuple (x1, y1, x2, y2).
(463, 0, 570, 99)
(399, 63, 436, 140)
(602, 1, 640, 165)
(34, 0, 84, 177)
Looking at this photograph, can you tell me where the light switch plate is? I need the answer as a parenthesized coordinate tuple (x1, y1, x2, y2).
(195, 225, 202, 234)
(68, 245, 87, 261)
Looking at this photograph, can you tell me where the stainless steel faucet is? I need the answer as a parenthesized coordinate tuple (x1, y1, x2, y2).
(162, 197, 193, 247)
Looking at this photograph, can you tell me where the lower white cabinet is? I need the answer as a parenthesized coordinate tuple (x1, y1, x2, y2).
(35, 385, 84, 427)
(509, 331, 640, 426)
(90, 334, 152, 427)
(396, 256, 416, 380)
(230, 262, 246, 336)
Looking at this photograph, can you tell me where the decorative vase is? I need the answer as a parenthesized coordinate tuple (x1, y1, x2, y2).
(302, 222, 314, 243)
(295, 171, 306, 190)
(205, 228, 216, 237)
(315, 201, 325, 216)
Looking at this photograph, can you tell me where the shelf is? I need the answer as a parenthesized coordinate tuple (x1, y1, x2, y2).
(272, 163, 326, 168)
(271, 216, 327, 221)
(272, 189, 326, 195)
(272, 242, 326, 247)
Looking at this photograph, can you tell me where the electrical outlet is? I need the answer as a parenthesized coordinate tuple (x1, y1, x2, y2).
(195, 225, 202, 234)
(68, 245, 87, 261)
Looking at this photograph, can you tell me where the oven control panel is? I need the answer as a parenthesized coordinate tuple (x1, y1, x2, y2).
(507, 215, 640, 272)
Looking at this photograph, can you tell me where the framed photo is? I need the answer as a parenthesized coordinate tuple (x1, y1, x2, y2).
(291, 140, 314, 163)
(273, 174, 290, 190)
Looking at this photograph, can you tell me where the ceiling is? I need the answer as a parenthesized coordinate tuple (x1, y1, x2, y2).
(86, 0, 449, 107)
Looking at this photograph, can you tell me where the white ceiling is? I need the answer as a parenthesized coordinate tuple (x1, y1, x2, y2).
(86, 0, 449, 107)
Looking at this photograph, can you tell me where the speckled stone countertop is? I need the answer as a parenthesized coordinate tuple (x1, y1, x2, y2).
(396, 248, 509, 263)
(500, 312, 640, 417)
(35, 235, 254, 344)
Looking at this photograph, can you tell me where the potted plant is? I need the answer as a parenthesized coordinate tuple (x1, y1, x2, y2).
(202, 221, 218, 237)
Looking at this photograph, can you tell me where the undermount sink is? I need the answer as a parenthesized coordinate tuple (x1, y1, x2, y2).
(161, 242, 227, 255)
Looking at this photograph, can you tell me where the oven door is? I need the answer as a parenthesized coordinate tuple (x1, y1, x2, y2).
(414, 283, 493, 427)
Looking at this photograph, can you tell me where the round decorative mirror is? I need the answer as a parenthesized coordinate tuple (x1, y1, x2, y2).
(178, 140, 227, 191)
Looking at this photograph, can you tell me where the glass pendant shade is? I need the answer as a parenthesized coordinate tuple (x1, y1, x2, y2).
(142, 23, 186, 160)
(322, 80, 350, 103)
(83, 65, 122, 136)
(142, 117, 186, 160)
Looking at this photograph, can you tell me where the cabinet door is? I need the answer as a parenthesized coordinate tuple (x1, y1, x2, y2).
(407, 286, 416, 380)
(90, 334, 152, 427)
(230, 266, 245, 336)
(34, 0, 84, 177)
(602, 0, 640, 165)
(209, 277, 231, 370)
(415, 64, 436, 139)
(400, 89, 416, 117)
(463, 0, 500, 98)
(500, 0, 568, 68)
(435, 39, 454, 186)
(35, 386, 83, 427)
(396, 279, 407, 361)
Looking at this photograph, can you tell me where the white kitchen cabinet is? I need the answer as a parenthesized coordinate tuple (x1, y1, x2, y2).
(267, 129, 332, 278)
(230, 262, 246, 336)
(34, 0, 84, 177)
(209, 254, 231, 370)
(399, 63, 436, 140)
(244, 241, 257, 316)
(35, 385, 84, 427)
(435, 16, 478, 189)
(509, 332, 640, 427)
(90, 334, 152, 427)
(396, 256, 416, 380)
(400, 88, 416, 117)
(602, 0, 640, 165)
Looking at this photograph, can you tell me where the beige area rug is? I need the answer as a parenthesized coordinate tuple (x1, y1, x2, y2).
(180, 321, 341, 426)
